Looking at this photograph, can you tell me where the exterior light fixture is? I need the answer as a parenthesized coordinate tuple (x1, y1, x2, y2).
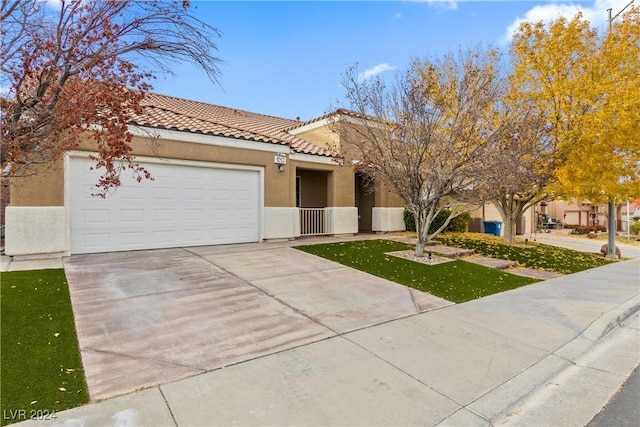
(274, 153, 287, 172)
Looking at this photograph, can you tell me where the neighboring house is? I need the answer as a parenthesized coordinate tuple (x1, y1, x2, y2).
(469, 199, 633, 239)
(543, 199, 601, 227)
(5, 93, 405, 257)
(545, 199, 627, 230)
(467, 198, 628, 238)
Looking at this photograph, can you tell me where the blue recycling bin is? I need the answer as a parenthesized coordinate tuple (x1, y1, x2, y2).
(483, 221, 502, 237)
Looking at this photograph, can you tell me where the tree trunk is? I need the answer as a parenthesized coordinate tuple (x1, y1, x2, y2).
(414, 208, 429, 257)
(503, 215, 517, 244)
(416, 237, 426, 257)
(492, 195, 532, 245)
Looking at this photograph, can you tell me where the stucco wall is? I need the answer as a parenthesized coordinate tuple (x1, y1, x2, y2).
(375, 184, 404, 208)
(372, 207, 406, 232)
(10, 160, 64, 207)
(297, 169, 328, 208)
(330, 207, 358, 235)
(1, 178, 9, 227)
(5, 206, 66, 255)
(9, 131, 350, 210)
(7, 125, 401, 257)
(295, 126, 338, 150)
(263, 207, 300, 240)
(290, 160, 354, 208)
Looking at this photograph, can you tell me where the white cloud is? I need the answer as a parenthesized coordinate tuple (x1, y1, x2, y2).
(44, 0, 63, 10)
(412, 0, 459, 11)
(358, 63, 398, 81)
(501, 0, 635, 43)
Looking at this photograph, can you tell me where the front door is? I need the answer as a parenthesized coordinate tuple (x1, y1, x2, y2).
(355, 173, 374, 232)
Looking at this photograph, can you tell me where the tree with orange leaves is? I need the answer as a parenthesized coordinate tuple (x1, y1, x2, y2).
(1, 0, 221, 194)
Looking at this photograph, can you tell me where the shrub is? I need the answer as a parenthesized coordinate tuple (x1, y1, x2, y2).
(404, 209, 416, 232)
(404, 209, 470, 234)
(631, 219, 640, 236)
(572, 225, 607, 235)
(449, 212, 471, 232)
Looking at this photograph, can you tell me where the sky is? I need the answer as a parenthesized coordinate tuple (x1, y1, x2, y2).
(150, 0, 633, 121)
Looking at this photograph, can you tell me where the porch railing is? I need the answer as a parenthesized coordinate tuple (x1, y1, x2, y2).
(299, 208, 332, 236)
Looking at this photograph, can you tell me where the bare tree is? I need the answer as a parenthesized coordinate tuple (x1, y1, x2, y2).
(481, 95, 556, 244)
(331, 48, 506, 256)
(1, 0, 221, 193)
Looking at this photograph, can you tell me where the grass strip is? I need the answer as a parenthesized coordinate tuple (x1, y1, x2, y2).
(436, 232, 614, 274)
(1, 269, 89, 426)
(296, 239, 538, 303)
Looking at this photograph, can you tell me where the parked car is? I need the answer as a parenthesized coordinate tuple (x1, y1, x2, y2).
(540, 214, 561, 229)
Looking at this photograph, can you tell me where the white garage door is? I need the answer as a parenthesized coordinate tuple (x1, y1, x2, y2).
(70, 157, 261, 254)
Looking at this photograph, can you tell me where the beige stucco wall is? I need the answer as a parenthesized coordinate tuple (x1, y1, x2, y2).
(9, 125, 400, 212)
(297, 169, 328, 208)
(291, 160, 354, 208)
(375, 184, 404, 208)
(9, 131, 352, 209)
(295, 126, 338, 150)
(10, 160, 64, 206)
(295, 119, 406, 210)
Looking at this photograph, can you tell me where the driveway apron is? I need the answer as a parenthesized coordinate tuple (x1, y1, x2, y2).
(64, 243, 451, 400)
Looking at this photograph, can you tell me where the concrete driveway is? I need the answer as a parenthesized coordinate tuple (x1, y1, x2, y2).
(63, 241, 452, 400)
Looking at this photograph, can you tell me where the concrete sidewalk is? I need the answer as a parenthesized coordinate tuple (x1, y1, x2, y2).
(13, 254, 639, 426)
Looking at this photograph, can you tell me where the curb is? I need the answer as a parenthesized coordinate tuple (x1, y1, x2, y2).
(596, 300, 640, 340)
(490, 294, 640, 426)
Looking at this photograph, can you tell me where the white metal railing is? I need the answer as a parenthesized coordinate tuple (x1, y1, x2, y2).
(299, 208, 332, 236)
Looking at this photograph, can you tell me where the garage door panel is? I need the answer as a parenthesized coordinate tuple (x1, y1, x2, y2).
(120, 209, 145, 223)
(120, 186, 145, 200)
(70, 158, 261, 254)
(83, 209, 109, 225)
(154, 187, 176, 200)
(154, 209, 175, 222)
(121, 231, 145, 246)
(82, 232, 110, 251)
(153, 229, 177, 245)
(184, 209, 205, 221)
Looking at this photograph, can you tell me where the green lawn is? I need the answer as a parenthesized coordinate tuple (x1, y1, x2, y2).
(1, 269, 89, 426)
(435, 232, 614, 274)
(296, 239, 538, 303)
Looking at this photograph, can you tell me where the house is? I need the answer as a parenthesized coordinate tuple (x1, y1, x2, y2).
(4, 93, 405, 257)
(467, 198, 629, 238)
(544, 199, 628, 231)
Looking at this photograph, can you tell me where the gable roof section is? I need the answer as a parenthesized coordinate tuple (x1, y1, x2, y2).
(130, 92, 330, 156)
(285, 108, 369, 133)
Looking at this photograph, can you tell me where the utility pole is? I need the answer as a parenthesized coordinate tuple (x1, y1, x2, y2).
(605, 0, 634, 259)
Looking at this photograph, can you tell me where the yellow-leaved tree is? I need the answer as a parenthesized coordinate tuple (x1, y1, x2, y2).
(510, 8, 640, 217)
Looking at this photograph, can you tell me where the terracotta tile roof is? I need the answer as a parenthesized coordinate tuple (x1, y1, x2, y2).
(130, 92, 331, 156)
(284, 108, 369, 132)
